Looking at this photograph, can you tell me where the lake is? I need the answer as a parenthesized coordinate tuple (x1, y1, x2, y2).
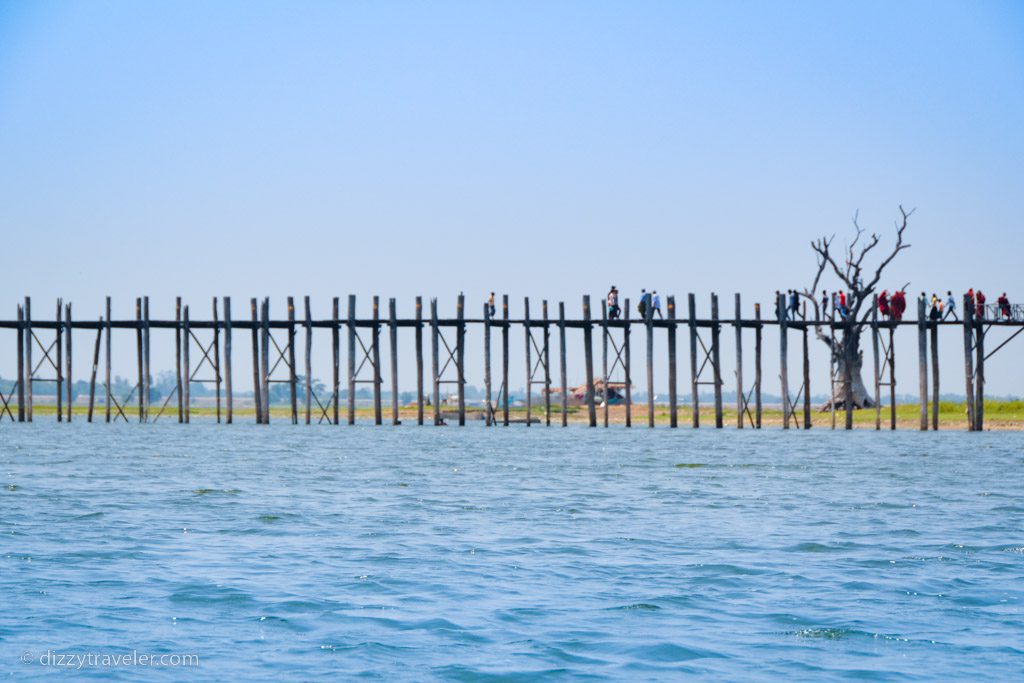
(1, 424, 1022, 680)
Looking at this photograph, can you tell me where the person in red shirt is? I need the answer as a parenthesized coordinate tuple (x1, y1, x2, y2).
(998, 293, 1011, 319)
(976, 290, 986, 319)
(878, 290, 890, 319)
(892, 290, 906, 321)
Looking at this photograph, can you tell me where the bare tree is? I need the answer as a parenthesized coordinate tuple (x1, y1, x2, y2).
(798, 206, 914, 414)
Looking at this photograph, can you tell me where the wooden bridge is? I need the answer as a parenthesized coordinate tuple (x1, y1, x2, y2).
(1, 293, 1016, 431)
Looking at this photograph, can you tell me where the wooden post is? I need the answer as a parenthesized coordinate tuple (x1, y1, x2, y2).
(918, 296, 928, 431)
(415, 296, 424, 425)
(183, 305, 191, 424)
(963, 294, 975, 431)
(558, 301, 568, 427)
(16, 305, 24, 422)
(711, 294, 723, 429)
(332, 297, 340, 425)
(802, 313, 811, 430)
(872, 296, 881, 431)
(431, 298, 441, 425)
(779, 292, 789, 430)
(250, 298, 262, 425)
(688, 293, 699, 428)
(25, 297, 34, 422)
(143, 297, 151, 422)
(624, 299, 632, 428)
(525, 297, 533, 427)
(371, 296, 382, 426)
(261, 297, 271, 424)
(389, 298, 399, 425)
(305, 296, 313, 425)
(543, 300, 551, 426)
(975, 316, 985, 431)
(287, 297, 298, 425)
(646, 296, 654, 428)
(583, 295, 597, 427)
(65, 301, 73, 422)
(457, 293, 466, 426)
(347, 295, 356, 425)
(224, 297, 233, 424)
(830, 316, 837, 431)
(88, 318, 101, 422)
(601, 302, 609, 428)
(844, 315, 854, 431)
(135, 297, 143, 422)
(888, 325, 896, 431)
(734, 294, 743, 429)
(211, 297, 220, 424)
(754, 303, 762, 429)
(176, 297, 184, 423)
(484, 302, 492, 426)
(104, 296, 111, 424)
(55, 299, 63, 422)
(930, 314, 939, 431)
(668, 296, 678, 428)
(502, 295, 510, 426)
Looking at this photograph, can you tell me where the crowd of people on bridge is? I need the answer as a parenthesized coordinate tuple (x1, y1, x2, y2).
(768, 288, 1016, 323)
(605, 286, 663, 321)
(487, 288, 1015, 323)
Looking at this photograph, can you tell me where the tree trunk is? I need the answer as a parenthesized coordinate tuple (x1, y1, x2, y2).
(819, 327, 873, 411)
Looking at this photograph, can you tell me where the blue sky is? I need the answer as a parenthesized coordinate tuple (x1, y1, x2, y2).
(1, 1, 1022, 397)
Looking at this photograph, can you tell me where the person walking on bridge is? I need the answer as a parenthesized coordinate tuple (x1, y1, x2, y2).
(891, 290, 906, 321)
(607, 286, 620, 320)
(998, 292, 1011, 319)
(652, 291, 663, 319)
(929, 293, 942, 321)
(944, 291, 957, 320)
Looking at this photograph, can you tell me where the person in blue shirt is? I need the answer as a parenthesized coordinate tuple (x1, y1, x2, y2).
(944, 291, 957, 320)
(652, 291, 663, 319)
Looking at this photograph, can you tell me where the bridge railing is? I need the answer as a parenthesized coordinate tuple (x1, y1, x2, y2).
(978, 302, 1023, 322)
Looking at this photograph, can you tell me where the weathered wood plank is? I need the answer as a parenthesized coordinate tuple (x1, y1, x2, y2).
(288, 297, 298, 425)
(224, 297, 233, 424)
(372, 296, 382, 426)
(305, 296, 313, 425)
(390, 298, 400, 426)
(183, 304, 191, 424)
(667, 296, 678, 428)
(88, 317, 101, 422)
(583, 295, 597, 427)
(918, 296, 928, 431)
(688, 293, 699, 429)
(558, 301, 567, 427)
(415, 296, 424, 425)
(711, 294, 723, 429)
(457, 294, 466, 426)
(250, 298, 262, 424)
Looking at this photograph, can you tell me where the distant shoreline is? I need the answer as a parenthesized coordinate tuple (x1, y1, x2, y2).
(18, 400, 1023, 431)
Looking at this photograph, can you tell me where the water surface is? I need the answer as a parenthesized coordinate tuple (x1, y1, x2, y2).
(1, 424, 1022, 680)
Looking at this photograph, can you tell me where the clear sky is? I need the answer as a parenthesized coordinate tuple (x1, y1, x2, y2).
(1, 1, 1022, 397)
